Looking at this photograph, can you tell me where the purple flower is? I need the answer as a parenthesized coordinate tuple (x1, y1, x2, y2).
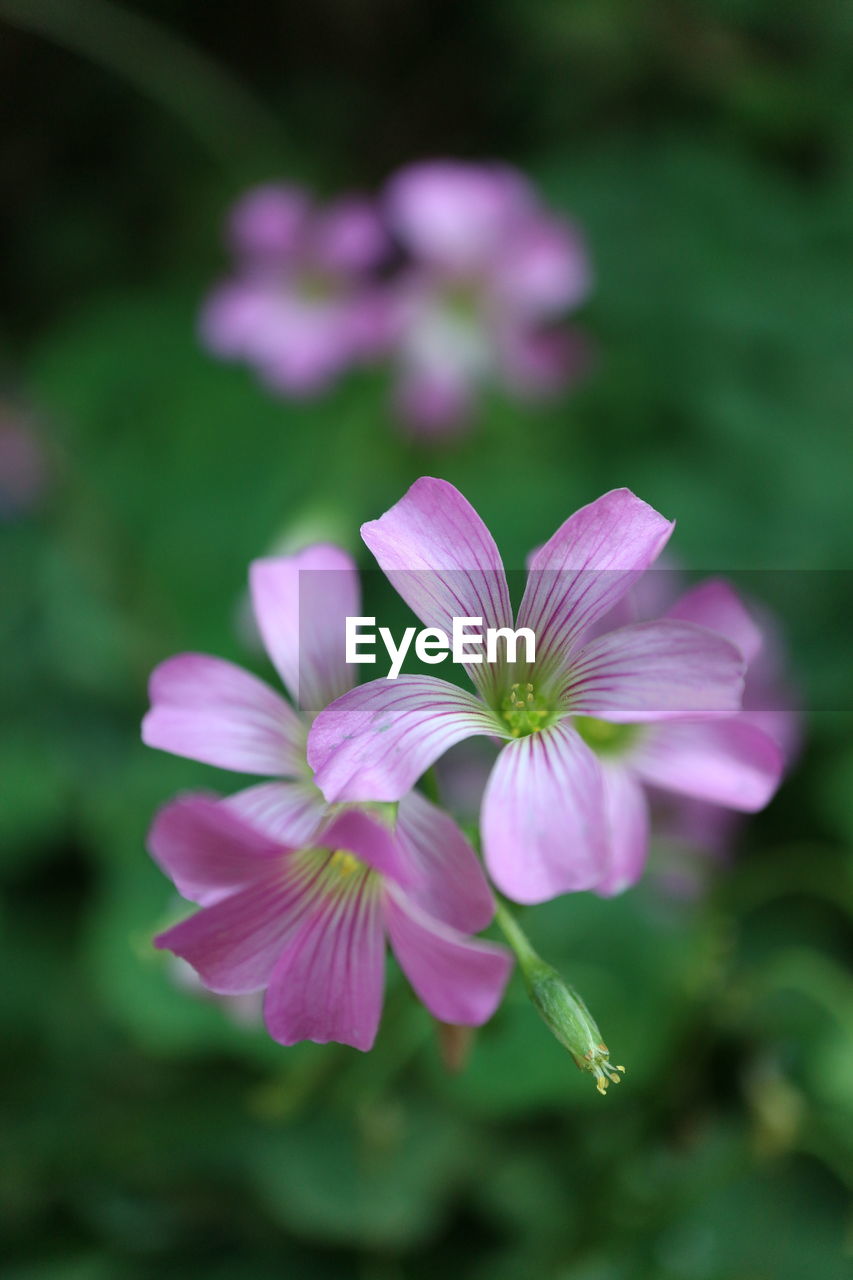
(200, 185, 392, 397)
(618, 577, 799, 878)
(142, 545, 495, 930)
(151, 796, 511, 1050)
(383, 160, 592, 434)
(307, 478, 784, 904)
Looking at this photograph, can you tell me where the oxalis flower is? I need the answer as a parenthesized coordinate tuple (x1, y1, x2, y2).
(150, 797, 511, 1050)
(142, 543, 496, 929)
(308, 479, 784, 903)
(384, 160, 591, 434)
(608, 574, 798, 880)
(200, 184, 391, 396)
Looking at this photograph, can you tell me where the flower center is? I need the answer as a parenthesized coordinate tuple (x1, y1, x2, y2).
(501, 682, 553, 738)
(328, 849, 363, 878)
(574, 716, 639, 756)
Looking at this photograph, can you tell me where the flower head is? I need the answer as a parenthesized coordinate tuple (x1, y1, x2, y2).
(150, 795, 511, 1050)
(307, 479, 784, 904)
(383, 160, 592, 434)
(143, 544, 497, 925)
(200, 184, 391, 397)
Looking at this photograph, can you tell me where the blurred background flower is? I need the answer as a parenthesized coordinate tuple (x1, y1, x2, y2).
(200, 184, 392, 396)
(1, 1, 851, 1277)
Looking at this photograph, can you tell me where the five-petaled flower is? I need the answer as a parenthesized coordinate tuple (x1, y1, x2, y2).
(384, 160, 592, 434)
(308, 479, 785, 903)
(151, 796, 511, 1050)
(142, 544, 496, 914)
(200, 184, 392, 396)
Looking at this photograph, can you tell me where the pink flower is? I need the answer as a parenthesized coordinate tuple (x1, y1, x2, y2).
(200, 185, 392, 397)
(142, 545, 495, 930)
(151, 796, 511, 1050)
(614, 576, 800, 877)
(383, 161, 592, 434)
(307, 478, 784, 904)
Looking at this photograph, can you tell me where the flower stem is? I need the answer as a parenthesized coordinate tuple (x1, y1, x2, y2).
(493, 898, 626, 1095)
(0, 0, 283, 169)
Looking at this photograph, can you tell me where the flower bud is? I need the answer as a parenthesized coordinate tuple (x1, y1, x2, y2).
(494, 900, 625, 1095)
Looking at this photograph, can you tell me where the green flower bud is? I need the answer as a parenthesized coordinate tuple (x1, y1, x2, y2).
(494, 900, 625, 1095)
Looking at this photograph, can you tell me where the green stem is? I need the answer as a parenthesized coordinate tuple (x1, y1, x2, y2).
(0, 0, 283, 168)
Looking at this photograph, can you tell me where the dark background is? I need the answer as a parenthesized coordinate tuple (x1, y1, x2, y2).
(2, 2, 851, 1277)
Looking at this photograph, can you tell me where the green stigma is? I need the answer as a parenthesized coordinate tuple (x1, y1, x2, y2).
(574, 716, 639, 756)
(501, 682, 554, 738)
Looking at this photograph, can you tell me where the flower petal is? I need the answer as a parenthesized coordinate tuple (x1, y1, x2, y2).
(517, 489, 674, 689)
(263, 878, 385, 1050)
(666, 579, 763, 665)
(595, 765, 650, 898)
(395, 790, 495, 933)
(308, 675, 502, 803)
(154, 857, 326, 994)
(493, 215, 591, 318)
(148, 793, 287, 906)
(384, 887, 512, 1026)
(311, 196, 388, 274)
(361, 477, 512, 698)
(632, 718, 784, 812)
(481, 720, 607, 903)
(142, 653, 305, 775)
(222, 780, 327, 847)
(227, 183, 310, 262)
(320, 808, 415, 887)
(567, 620, 745, 721)
(250, 545, 361, 716)
(385, 160, 534, 270)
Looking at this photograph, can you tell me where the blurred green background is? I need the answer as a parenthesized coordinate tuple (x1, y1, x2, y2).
(2, 2, 852, 1276)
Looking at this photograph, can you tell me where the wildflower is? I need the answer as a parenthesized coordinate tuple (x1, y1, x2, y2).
(150, 795, 511, 1050)
(142, 543, 495, 922)
(383, 160, 591, 434)
(616, 577, 799, 885)
(200, 184, 391, 396)
(307, 478, 778, 904)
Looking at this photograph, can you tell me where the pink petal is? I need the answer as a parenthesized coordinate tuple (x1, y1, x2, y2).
(567, 620, 745, 721)
(249, 546, 361, 716)
(223, 780, 327, 847)
(481, 720, 607, 903)
(385, 160, 534, 270)
(632, 718, 784, 812)
(493, 215, 591, 318)
(142, 653, 305, 775)
(361, 477, 512, 699)
(148, 793, 287, 906)
(154, 858, 326, 994)
(395, 790, 495, 933)
(198, 281, 282, 360)
(666, 579, 763, 665)
(311, 196, 388, 274)
(517, 489, 674, 689)
(384, 887, 512, 1026)
(320, 809, 415, 886)
(595, 765, 650, 898)
(253, 298, 358, 395)
(308, 675, 502, 803)
(227, 183, 310, 262)
(263, 879, 385, 1050)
